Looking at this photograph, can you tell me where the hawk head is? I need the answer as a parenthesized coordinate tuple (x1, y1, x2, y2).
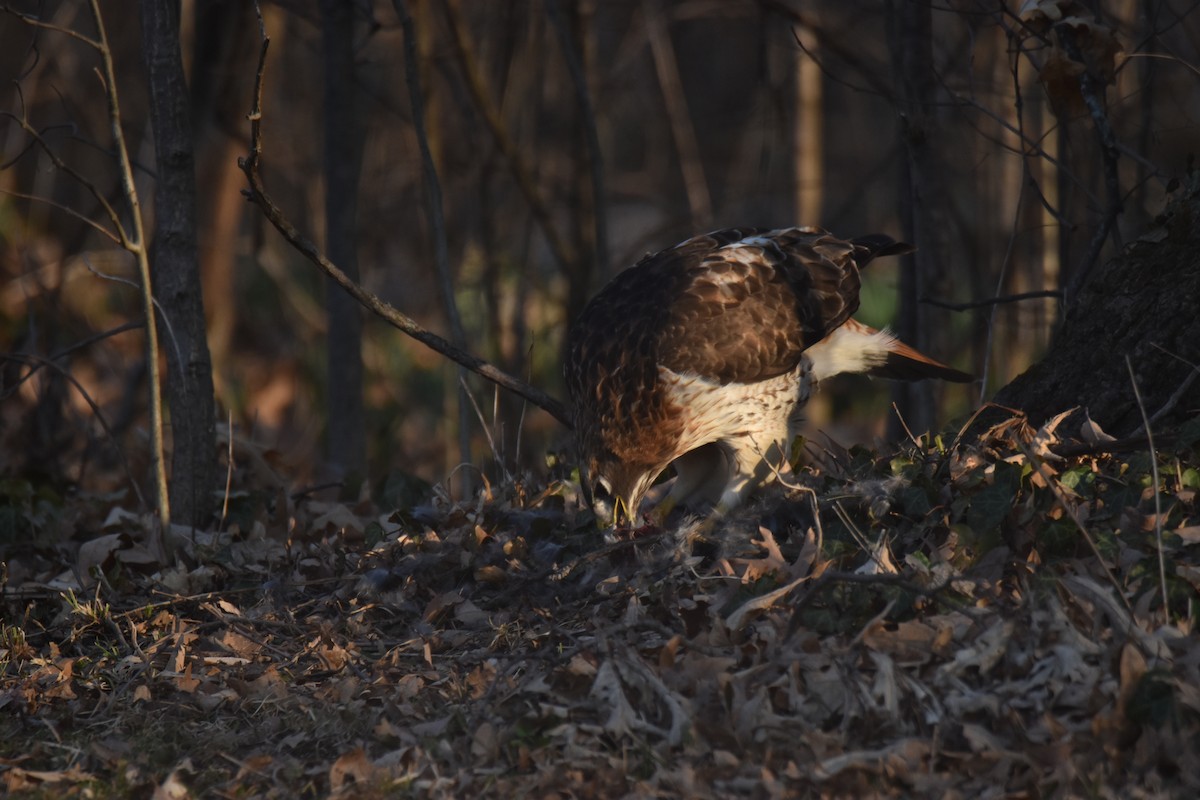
(583, 453, 664, 528)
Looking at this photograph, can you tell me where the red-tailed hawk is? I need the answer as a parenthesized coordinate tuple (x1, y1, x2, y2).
(565, 226, 971, 527)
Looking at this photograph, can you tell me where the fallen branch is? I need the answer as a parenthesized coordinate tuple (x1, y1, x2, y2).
(1047, 431, 1178, 459)
(237, 25, 572, 430)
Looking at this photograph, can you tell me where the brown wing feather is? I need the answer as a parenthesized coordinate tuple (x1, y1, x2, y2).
(655, 227, 889, 384)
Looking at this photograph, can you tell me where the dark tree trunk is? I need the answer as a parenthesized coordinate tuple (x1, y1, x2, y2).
(141, 0, 217, 528)
(994, 174, 1200, 435)
(190, 0, 258, 383)
(321, 0, 367, 481)
(886, 0, 951, 436)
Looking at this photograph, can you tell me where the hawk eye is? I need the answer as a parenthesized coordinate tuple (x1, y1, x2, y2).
(589, 474, 617, 525)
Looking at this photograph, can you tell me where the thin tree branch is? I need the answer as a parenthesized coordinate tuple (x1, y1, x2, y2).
(921, 289, 1063, 312)
(1147, 345, 1200, 427)
(2, 112, 129, 246)
(758, 0, 892, 97)
(0, 353, 147, 511)
(80, 257, 184, 378)
(0, 186, 120, 244)
(238, 30, 572, 430)
(1, 6, 102, 49)
(90, 0, 170, 527)
(0, 320, 144, 400)
(979, 169, 1026, 402)
(1126, 357, 1169, 618)
(946, 94, 1098, 209)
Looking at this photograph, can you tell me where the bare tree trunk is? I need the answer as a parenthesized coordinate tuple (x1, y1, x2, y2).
(141, 0, 216, 527)
(887, 0, 948, 436)
(321, 0, 366, 482)
(190, 0, 257, 394)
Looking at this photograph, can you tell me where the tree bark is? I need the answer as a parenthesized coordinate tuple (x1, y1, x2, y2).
(141, 0, 217, 528)
(994, 173, 1200, 435)
(321, 0, 367, 481)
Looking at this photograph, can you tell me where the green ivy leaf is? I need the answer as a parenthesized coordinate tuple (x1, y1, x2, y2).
(1181, 467, 1200, 490)
(1175, 415, 1200, 451)
(967, 462, 1021, 534)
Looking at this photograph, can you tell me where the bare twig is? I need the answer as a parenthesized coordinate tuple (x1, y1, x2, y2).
(0, 320, 143, 400)
(1047, 433, 1178, 460)
(80, 256, 184, 376)
(459, 374, 513, 486)
(759, 0, 891, 97)
(2, 112, 129, 246)
(0, 353, 146, 511)
(1121, 51, 1200, 80)
(237, 28, 572, 429)
(979, 195, 1023, 402)
(946, 92, 1097, 208)
(1, 6, 101, 49)
(89, 0, 170, 526)
(1148, 345, 1200, 426)
(921, 289, 1063, 312)
(0, 186, 120, 243)
(1126, 357, 1169, 617)
(220, 409, 234, 532)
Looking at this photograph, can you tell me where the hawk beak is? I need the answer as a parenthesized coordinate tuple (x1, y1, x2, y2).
(612, 495, 636, 528)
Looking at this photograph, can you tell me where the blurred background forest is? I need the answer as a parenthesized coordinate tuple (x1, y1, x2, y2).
(1, 0, 1197, 507)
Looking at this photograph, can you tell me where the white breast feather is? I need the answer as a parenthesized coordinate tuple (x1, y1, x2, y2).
(660, 363, 812, 456)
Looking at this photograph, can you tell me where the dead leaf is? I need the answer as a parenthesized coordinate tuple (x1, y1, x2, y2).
(470, 721, 499, 763)
(1080, 410, 1116, 445)
(862, 619, 939, 663)
(329, 748, 375, 793)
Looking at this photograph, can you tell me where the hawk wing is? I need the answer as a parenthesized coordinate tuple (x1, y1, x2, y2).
(654, 227, 904, 384)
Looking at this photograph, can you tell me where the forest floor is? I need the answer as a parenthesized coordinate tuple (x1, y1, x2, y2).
(3, 409, 1200, 798)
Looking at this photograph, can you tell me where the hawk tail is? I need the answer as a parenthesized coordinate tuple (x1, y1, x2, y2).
(851, 234, 916, 267)
(809, 318, 973, 383)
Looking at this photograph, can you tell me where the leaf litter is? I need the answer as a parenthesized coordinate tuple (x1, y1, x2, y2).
(2, 410, 1200, 797)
